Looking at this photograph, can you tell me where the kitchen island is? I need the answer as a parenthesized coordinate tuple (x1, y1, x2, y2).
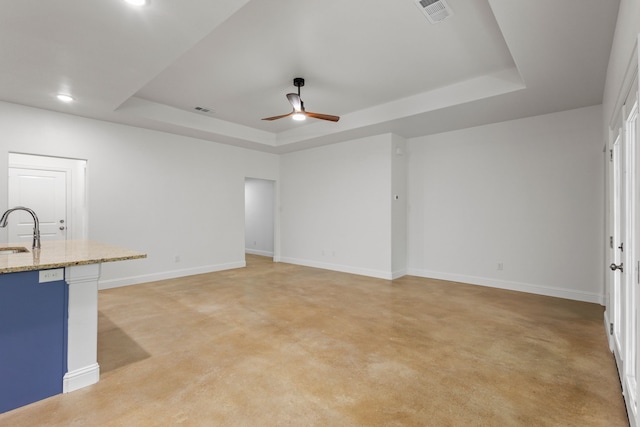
(0, 240, 146, 413)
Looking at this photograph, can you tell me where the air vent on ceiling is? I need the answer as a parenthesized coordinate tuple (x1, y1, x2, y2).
(414, 0, 453, 24)
(194, 106, 214, 114)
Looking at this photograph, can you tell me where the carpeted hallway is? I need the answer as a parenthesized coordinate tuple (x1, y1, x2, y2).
(0, 255, 628, 426)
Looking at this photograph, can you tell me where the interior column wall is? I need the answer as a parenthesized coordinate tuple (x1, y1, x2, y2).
(279, 134, 394, 279)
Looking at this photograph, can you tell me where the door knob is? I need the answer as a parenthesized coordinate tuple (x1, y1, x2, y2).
(59, 226, 65, 231)
(610, 263, 624, 272)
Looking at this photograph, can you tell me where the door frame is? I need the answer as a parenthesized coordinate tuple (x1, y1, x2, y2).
(244, 177, 278, 260)
(611, 132, 625, 368)
(606, 38, 639, 427)
(8, 153, 87, 241)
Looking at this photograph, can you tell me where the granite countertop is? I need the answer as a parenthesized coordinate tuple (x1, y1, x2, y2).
(0, 240, 147, 274)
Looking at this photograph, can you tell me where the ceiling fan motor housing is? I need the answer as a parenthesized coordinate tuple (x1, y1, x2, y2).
(293, 77, 305, 88)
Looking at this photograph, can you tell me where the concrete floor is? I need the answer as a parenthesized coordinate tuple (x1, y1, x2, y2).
(0, 255, 629, 426)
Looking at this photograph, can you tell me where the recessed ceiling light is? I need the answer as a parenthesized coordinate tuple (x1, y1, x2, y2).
(124, 0, 147, 6)
(56, 94, 74, 102)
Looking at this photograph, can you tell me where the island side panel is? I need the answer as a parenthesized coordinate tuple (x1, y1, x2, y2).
(63, 263, 101, 393)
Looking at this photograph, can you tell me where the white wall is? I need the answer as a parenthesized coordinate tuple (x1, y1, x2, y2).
(0, 100, 609, 301)
(407, 105, 605, 303)
(0, 101, 279, 289)
(244, 178, 275, 256)
(280, 134, 394, 279)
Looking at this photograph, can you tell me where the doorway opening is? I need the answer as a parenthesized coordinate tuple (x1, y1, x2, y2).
(7, 153, 87, 243)
(244, 178, 275, 262)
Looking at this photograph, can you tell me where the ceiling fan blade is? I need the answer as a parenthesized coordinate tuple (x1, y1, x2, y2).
(305, 111, 340, 122)
(261, 112, 294, 121)
(286, 93, 302, 112)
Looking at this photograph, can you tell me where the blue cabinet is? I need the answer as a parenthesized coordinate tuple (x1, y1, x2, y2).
(0, 270, 68, 413)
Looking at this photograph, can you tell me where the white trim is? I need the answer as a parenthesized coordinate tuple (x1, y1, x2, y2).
(278, 257, 394, 280)
(626, 374, 639, 425)
(98, 261, 246, 290)
(245, 248, 274, 257)
(604, 310, 614, 352)
(605, 35, 640, 427)
(8, 153, 88, 241)
(391, 269, 407, 280)
(63, 363, 100, 393)
(630, 402, 638, 427)
(609, 39, 639, 129)
(407, 268, 604, 304)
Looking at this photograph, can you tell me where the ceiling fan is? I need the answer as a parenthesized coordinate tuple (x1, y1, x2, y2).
(262, 78, 340, 122)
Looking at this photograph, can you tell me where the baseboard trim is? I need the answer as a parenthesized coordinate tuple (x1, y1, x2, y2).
(391, 269, 407, 280)
(407, 268, 604, 304)
(98, 261, 246, 290)
(98, 260, 603, 303)
(63, 363, 100, 393)
(604, 310, 614, 352)
(245, 248, 274, 257)
(624, 375, 639, 427)
(279, 257, 394, 280)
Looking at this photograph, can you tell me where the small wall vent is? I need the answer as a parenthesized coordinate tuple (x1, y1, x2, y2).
(414, 0, 453, 24)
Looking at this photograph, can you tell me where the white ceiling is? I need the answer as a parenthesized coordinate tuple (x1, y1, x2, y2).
(0, 0, 620, 153)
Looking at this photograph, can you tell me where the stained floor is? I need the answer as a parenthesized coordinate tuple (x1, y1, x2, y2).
(0, 255, 628, 426)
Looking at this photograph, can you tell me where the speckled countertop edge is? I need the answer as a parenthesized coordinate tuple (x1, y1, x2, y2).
(0, 240, 147, 274)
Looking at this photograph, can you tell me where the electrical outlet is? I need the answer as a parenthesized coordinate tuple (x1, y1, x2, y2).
(39, 268, 64, 283)
(174, 255, 181, 263)
(497, 262, 504, 271)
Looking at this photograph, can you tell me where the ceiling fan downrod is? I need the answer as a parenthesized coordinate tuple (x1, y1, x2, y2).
(293, 77, 305, 94)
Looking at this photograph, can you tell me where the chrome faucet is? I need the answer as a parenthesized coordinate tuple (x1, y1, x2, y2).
(0, 206, 41, 249)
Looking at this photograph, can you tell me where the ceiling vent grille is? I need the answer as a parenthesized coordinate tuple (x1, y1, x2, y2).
(414, 0, 453, 24)
(194, 106, 214, 114)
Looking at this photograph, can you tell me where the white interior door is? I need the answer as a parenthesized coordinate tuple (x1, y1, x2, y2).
(7, 168, 67, 243)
